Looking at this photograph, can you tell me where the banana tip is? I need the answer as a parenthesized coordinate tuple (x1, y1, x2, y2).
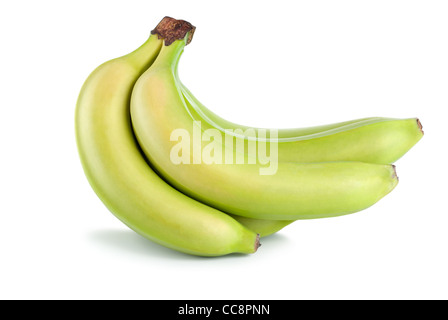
(416, 118, 424, 135)
(254, 234, 261, 252)
(392, 164, 399, 182)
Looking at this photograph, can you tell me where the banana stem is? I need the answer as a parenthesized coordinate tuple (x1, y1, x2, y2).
(151, 16, 195, 46)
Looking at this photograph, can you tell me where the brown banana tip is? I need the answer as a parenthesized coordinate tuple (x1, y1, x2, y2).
(392, 164, 399, 181)
(255, 234, 261, 252)
(151, 16, 196, 46)
(416, 118, 424, 135)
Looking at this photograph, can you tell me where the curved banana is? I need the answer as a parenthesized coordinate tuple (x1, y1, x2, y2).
(130, 35, 399, 221)
(178, 33, 420, 235)
(181, 85, 423, 164)
(75, 18, 260, 256)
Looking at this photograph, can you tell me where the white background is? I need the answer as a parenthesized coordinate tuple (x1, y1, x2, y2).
(1, 0, 447, 300)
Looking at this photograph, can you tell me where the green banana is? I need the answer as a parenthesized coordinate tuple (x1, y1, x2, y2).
(130, 34, 399, 221)
(75, 18, 260, 256)
(178, 42, 421, 236)
(181, 84, 423, 164)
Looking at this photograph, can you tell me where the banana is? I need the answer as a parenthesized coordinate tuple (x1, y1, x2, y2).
(181, 84, 423, 164)
(178, 36, 421, 235)
(75, 17, 260, 256)
(130, 34, 399, 221)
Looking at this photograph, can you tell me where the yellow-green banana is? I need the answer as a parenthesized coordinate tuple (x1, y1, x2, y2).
(75, 18, 260, 256)
(177, 34, 421, 235)
(181, 85, 423, 164)
(130, 34, 399, 221)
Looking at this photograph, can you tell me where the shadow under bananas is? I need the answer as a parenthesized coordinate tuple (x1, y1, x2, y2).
(88, 228, 291, 260)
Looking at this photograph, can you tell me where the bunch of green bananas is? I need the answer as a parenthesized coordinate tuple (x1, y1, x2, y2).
(75, 17, 423, 256)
